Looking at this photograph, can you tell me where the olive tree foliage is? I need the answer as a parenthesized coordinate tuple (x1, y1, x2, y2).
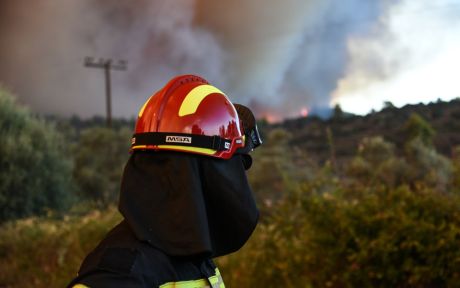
(403, 113, 436, 147)
(220, 125, 460, 287)
(347, 136, 411, 189)
(0, 87, 75, 222)
(453, 146, 460, 186)
(72, 127, 132, 206)
(405, 138, 452, 191)
(347, 114, 452, 192)
(248, 128, 315, 214)
(403, 113, 452, 191)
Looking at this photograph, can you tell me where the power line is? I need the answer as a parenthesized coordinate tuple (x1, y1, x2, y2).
(84, 57, 127, 128)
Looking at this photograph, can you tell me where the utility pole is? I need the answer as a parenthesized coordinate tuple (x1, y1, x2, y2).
(84, 57, 127, 128)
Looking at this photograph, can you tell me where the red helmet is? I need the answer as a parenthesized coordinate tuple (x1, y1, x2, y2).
(131, 75, 247, 159)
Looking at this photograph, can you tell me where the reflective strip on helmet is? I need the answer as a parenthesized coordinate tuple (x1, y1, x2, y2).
(131, 145, 148, 149)
(131, 144, 216, 155)
(157, 145, 216, 155)
(138, 96, 153, 117)
(178, 85, 227, 117)
(72, 284, 90, 288)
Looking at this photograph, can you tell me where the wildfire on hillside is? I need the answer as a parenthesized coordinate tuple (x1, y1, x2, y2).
(300, 107, 309, 118)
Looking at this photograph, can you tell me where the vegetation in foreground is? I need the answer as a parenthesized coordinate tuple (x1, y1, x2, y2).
(1, 87, 460, 287)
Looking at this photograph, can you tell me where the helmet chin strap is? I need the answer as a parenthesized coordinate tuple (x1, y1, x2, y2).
(131, 132, 231, 151)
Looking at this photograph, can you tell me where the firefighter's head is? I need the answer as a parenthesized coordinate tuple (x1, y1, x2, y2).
(121, 75, 261, 257)
(131, 74, 261, 167)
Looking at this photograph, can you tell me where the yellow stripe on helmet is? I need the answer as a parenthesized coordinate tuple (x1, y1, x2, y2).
(157, 145, 216, 155)
(178, 85, 226, 117)
(132, 144, 216, 155)
(131, 145, 148, 149)
(138, 96, 153, 117)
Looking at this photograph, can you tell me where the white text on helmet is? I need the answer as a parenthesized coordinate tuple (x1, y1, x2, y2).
(166, 136, 192, 144)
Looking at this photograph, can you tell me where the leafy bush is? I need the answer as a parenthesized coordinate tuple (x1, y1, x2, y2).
(2, 122, 460, 287)
(247, 128, 314, 214)
(217, 131, 460, 287)
(405, 138, 453, 192)
(347, 136, 410, 187)
(0, 87, 75, 222)
(72, 127, 132, 206)
(0, 207, 121, 287)
(403, 113, 435, 147)
(218, 173, 460, 287)
(453, 146, 460, 191)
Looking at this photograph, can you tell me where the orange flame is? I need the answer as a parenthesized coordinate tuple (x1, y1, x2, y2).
(300, 107, 309, 117)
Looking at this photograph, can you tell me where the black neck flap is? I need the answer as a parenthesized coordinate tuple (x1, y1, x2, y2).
(118, 151, 259, 258)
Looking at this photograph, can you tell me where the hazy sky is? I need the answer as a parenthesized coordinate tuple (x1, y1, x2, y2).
(0, 0, 459, 121)
(332, 0, 460, 115)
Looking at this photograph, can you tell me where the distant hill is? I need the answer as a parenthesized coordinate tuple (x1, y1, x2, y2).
(50, 98, 460, 166)
(271, 99, 460, 165)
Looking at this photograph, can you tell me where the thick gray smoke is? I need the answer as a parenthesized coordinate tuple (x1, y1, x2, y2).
(196, 0, 386, 119)
(0, 0, 385, 120)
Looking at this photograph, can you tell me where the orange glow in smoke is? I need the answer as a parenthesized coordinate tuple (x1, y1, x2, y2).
(262, 113, 282, 124)
(265, 114, 279, 123)
(300, 107, 309, 117)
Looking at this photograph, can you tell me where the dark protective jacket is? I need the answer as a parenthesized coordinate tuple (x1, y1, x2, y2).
(67, 221, 225, 287)
(68, 151, 258, 287)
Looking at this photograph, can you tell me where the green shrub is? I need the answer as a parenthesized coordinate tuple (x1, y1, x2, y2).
(218, 180, 460, 287)
(2, 121, 460, 287)
(0, 207, 121, 287)
(347, 136, 411, 189)
(217, 133, 460, 287)
(0, 87, 75, 222)
(453, 146, 460, 191)
(72, 127, 131, 206)
(247, 128, 315, 216)
(404, 138, 453, 192)
(403, 113, 436, 147)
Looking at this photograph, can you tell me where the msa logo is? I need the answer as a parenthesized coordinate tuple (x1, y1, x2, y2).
(166, 135, 192, 144)
(225, 142, 230, 149)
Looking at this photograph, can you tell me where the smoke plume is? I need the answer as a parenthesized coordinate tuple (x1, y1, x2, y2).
(332, 0, 460, 115)
(0, 0, 385, 120)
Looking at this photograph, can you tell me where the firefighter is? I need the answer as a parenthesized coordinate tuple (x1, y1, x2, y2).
(68, 75, 262, 287)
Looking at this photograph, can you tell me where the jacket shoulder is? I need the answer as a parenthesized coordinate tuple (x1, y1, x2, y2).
(68, 221, 175, 287)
